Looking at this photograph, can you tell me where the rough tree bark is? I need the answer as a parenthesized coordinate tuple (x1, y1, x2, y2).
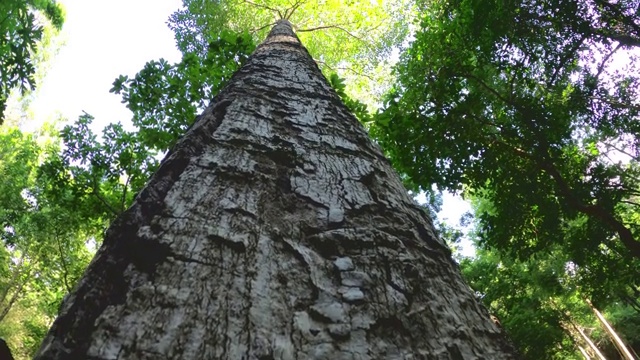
(36, 20, 518, 359)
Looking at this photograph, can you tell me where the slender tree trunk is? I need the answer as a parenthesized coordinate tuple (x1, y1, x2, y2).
(587, 300, 634, 360)
(576, 326, 607, 360)
(0, 257, 30, 323)
(35, 20, 518, 359)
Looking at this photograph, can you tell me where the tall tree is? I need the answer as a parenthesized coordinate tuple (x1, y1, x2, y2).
(35, 20, 517, 358)
(0, 125, 99, 359)
(373, 0, 640, 299)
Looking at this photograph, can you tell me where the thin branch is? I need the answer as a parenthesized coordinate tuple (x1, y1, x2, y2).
(283, 0, 305, 20)
(488, 137, 533, 160)
(610, 184, 640, 197)
(0, 260, 32, 323)
(0, 282, 25, 323)
(92, 189, 119, 217)
(54, 232, 72, 292)
(593, 0, 640, 43)
(595, 43, 623, 81)
(251, 21, 277, 34)
(0, 11, 12, 29)
(590, 95, 640, 112)
(243, 0, 283, 19)
(452, 72, 516, 108)
(315, 59, 374, 80)
(620, 200, 640, 207)
(0, 1, 19, 29)
(0, 257, 24, 307)
(297, 23, 368, 47)
(602, 141, 639, 162)
(622, 294, 640, 313)
(121, 174, 132, 211)
(456, 71, 556, 153)
(539, 159, 640, 259)
(456, 70, 640, 258)
(294, 14, 311, 28)
(548, 35, 587, 86)
(602, 150, 623, 165)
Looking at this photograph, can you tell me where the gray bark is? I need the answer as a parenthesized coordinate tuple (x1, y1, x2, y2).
(35, 20, 518, 359)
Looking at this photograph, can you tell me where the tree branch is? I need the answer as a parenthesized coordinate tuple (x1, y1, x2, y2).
(620, 199, 640, 207)
(315, 59, 374, 80)
(92, 189, 119, 217)
(539, 159, 640, 258)
(548, 35, 587, 86)
(602, 140, 639, 162)
(590, 95, 640, 112)
(452, 72, 517, 108)
(251, 21, 277, 34)
(593, 0, 640, 46)
(0, 257, 24, 309)
(0, 283, 24, 323)
(296, 23, 365, 44)
(454, 72, 640, 258)
(54, 232, 72, 293)
(595, 43, 623, 81)
(243, 0, 283, 19)
(121, 174, 132, 211)
(283, 0, 305, 20)
(0, 259, 32, 323)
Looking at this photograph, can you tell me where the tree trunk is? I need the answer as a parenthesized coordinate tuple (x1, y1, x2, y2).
(0, 338, 14, 360)
(35, 20, 518, 359)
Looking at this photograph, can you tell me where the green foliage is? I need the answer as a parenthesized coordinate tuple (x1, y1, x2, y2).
(461, 238, 640, 359)
(169, 0, 410, 66)
(373, 0, 640, 295)
(370, 0, 640, 356)
(110, 31, 255, 151)
(0, 125, 95, 359)
(0, 115, 163, 358)
(328, 73, 371, 124)
(0, 0, 65, 124)
(460, 248, 576, 359)
(18, 1, 640, 358)
(40, 113, 160, 219)
(168, 0, 412, 100)
(591, 302, 640, 357)
(0, 303, 50, 359)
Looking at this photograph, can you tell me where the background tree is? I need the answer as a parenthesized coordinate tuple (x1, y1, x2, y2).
(373, 0, 640, 304)
(2, 1, 427, 358)
(0, 0, 64, 125)
(369, 0, 640, 356)
(0, 125, 98, 358)
(109, 31, 256, 153)
(11, 0, 640, 357)
(461, 236, 640, 359)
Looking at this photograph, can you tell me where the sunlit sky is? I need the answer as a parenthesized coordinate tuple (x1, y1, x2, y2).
(31, 0, 182, 129)
(28, 0, 474, 256)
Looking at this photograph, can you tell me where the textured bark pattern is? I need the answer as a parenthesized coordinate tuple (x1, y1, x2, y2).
(36, 21, 518, 359)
